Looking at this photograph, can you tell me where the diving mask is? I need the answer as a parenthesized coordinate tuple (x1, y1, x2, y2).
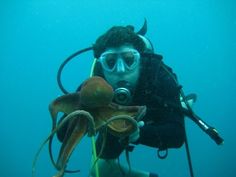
(98, 48, 140, 72)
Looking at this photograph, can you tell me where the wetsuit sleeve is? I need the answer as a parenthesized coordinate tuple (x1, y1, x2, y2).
(136, 64, 185, 149)
(137, 113, 185, 149)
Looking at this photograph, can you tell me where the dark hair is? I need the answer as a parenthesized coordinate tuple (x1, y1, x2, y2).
(93, 26, 146, 58)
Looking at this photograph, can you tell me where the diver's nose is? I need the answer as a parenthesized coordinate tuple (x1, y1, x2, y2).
(116, 58, 126, 73)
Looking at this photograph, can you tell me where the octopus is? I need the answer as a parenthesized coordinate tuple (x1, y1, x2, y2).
(32, 76, 146, 177)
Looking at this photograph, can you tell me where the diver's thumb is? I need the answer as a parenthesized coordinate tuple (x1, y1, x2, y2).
(128, 121, 144, 143)
(137, 121, 145, 128)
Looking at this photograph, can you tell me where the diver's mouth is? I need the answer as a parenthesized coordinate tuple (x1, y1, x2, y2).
(116, 80, 131, 88)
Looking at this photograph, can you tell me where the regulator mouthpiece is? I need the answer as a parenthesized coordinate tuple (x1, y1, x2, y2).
(114, 87, 131, 105)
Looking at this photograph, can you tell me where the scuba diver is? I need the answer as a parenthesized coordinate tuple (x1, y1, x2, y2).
(57, 22, 184, 177)
(55, 20, 224, 177)
(90, 24, 184, 177)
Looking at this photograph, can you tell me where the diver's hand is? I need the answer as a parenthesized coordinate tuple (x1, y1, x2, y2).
(128, 121, 145, 143)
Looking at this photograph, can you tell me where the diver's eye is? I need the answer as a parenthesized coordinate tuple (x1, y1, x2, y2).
(104, 53, 117, 69)
(122, 52, 135, 67)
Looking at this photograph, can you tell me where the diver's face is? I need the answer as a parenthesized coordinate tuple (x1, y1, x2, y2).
(98, 45, 141, 90)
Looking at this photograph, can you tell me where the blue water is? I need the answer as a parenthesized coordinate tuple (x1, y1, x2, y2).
(0, 1, 235, 177)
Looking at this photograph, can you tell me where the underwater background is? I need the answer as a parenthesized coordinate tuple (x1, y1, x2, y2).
(1, 0, 235, 177)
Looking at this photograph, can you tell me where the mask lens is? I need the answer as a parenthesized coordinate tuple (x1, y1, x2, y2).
(122, 51, 135, 67)
(99, 52, 118, 71)
(104, 53, 117, 69)
(121, 50, 140, 70)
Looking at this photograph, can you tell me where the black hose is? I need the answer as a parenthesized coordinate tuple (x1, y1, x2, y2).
(57, 47, 93, 94)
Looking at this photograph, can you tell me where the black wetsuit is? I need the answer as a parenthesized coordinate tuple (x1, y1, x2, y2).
(57, 54, 185, 159)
